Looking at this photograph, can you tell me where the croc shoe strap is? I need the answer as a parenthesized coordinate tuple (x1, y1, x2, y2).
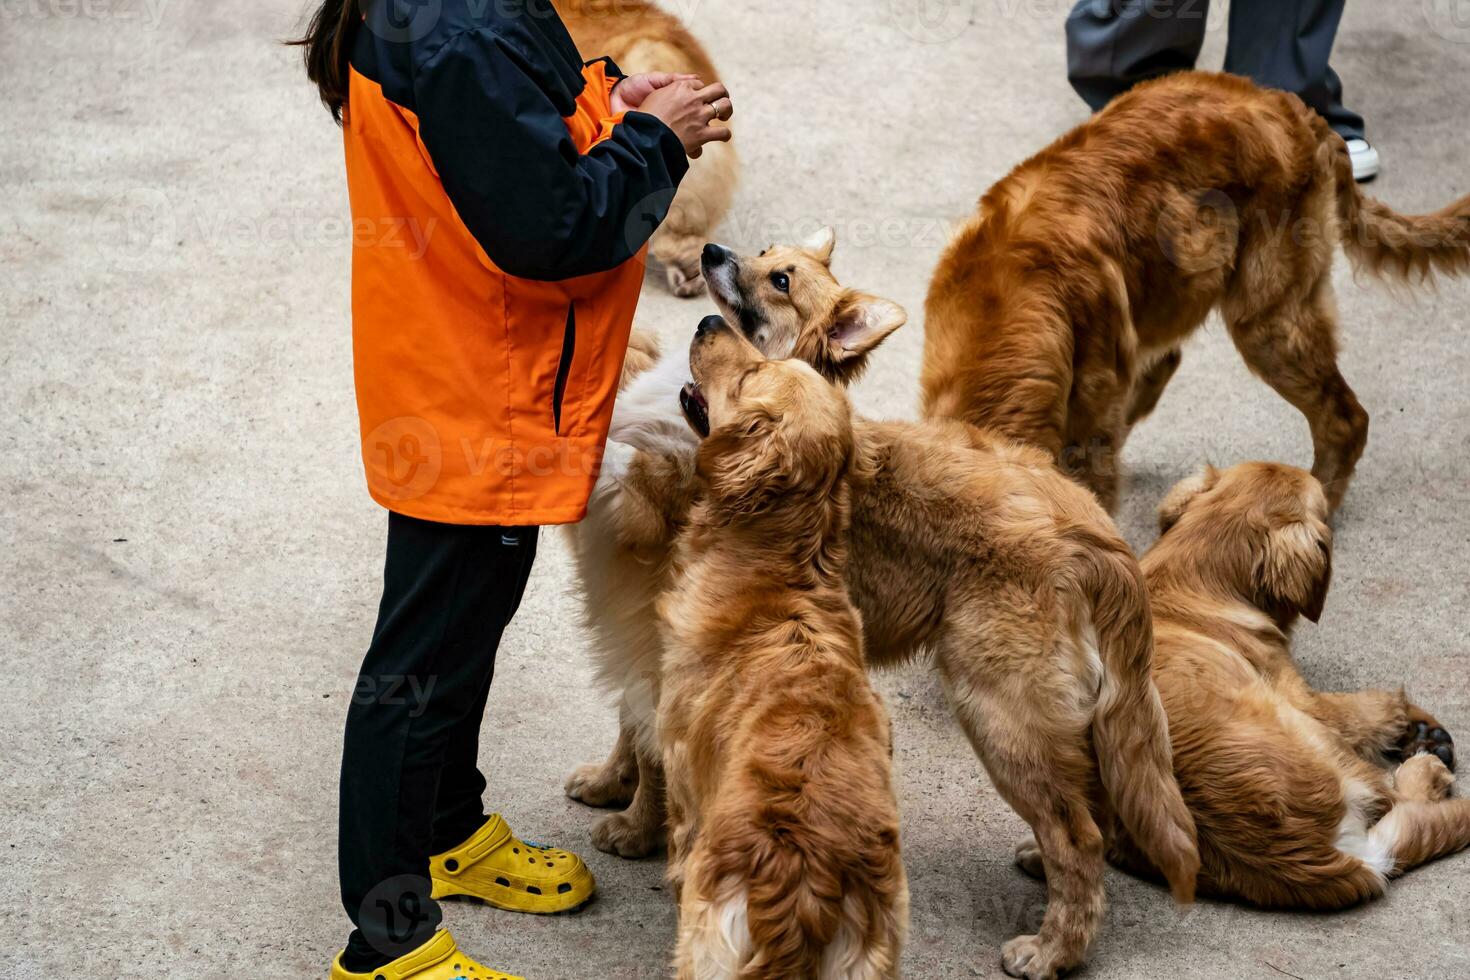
(385, 930, 457, 977)
(435, 813, 513, 878)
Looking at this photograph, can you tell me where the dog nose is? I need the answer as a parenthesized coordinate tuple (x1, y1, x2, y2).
(702, 243, 730, 267)
(695, 315, 725, 337)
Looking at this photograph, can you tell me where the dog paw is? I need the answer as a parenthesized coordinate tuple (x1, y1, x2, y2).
(1001, 935, 1062, 980)
(666, 264, 706, 298)
(1013, 837, 1045, 880)
(1400, 717, 1455, 771)
(565, 762, 636, 809)
(1397, 752, 1456, 803)
(591, 811, 664, 858)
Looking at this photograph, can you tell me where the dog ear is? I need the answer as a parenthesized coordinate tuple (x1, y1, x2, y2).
(802, 226, 837, 266)
(1157, 465, 1219, 533)
(1254, 520, 1333, 623)
(697, 409, 791, 517)
(823, 291, 907, 383)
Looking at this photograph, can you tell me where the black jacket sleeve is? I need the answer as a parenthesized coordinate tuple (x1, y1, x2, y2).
(413, 28, 690, 282)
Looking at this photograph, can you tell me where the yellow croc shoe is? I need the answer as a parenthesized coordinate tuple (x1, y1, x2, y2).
(429, 813, 595, 913)
(329, 929, 521, 980)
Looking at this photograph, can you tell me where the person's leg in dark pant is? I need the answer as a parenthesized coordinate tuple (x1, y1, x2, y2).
(337, 514, 539, 972)
(1223, 0, 1365, 139)
(429, 529, 539, 855)
(1065, 0, 1212, 111)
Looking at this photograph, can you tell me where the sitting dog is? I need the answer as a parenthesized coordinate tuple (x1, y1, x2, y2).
(567, 231, 1198, 980)
(1075, 462, 1467, 908)
(656, 317, 908, 978)
(921, 71, 1470, 512)
(556, 0, 737, 296)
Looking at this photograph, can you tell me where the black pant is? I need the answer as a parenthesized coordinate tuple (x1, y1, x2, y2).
(1065, 0, 1366, 140)
(339, 512, 539, 972)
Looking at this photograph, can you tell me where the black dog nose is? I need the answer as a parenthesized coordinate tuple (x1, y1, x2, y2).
(695, 314, 725, 337)
(702, 243, 730, 267)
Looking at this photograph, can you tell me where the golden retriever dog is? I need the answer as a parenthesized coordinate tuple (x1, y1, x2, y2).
(556, 0, 737, 297)
(921, 71, 1470, 513)
(568, 231, 1199, 979)
(1074, 462, 1468, 908)
(656, 318, 907, 978)
(563, 229, 907, 858)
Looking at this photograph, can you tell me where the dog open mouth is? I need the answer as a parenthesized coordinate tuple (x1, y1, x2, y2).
(680, 381, 710, 438)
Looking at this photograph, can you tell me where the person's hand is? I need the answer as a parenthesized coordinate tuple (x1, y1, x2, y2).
(635, 79, 734, 159)
(610, 72, 699, 115)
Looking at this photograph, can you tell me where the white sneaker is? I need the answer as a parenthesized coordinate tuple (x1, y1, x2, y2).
(1346, 138, 1380, 182)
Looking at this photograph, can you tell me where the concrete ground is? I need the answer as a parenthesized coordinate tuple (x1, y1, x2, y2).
(3, 1, 1469, 977)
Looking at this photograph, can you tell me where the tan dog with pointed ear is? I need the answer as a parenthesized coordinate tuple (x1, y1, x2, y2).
(702, 227, 907, 387)
(1101, 462, 1468, 908)
(657, 316, 908, 979)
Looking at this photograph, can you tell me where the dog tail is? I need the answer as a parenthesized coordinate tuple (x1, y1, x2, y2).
(732, 821, 904, 980)
(1369, 798, 1470, 877)
(683, 731, 906, 979)
(1083, 544, 1201, 904)
(1328, 134, 1470, 283)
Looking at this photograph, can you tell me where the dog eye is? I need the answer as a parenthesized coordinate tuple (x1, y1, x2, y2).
(771, 272, 790, 293)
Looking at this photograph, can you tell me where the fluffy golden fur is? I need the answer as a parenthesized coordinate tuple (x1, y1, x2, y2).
(658, 321, 907, 978)
(568, 232, 1198, 980)
(556, 0, 737, 297)
(921, 71, 1470, 512)
(563, 229, 908, 859)
(1089, 462, 1470, 908)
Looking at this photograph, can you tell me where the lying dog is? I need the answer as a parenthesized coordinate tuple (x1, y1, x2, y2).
(921, 71, 1470, 512)
(557, 0, 737, 296)
(1074, 462, 1466, 908)
(566, 231, 1198, 980)
(656, 318, 908, 978)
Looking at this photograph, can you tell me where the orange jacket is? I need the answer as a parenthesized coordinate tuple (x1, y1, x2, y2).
(342, 5, 687, 525)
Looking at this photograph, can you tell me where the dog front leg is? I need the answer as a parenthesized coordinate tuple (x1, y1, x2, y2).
(565, 703, 640, 808)
(590, 725, 668, 858)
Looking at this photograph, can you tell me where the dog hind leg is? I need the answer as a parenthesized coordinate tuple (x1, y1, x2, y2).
(937, 631, 1105, 980)
(1291, 682, 1454, 770)
(1370, 757, 1470, 875)
(1225, 278, 1368, 512)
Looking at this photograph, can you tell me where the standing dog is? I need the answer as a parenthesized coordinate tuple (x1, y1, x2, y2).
(1081, 462, 1467, 908)
(657, 318, 908, 978)
(922, 71, 1470, 512)
(568, 231, 1198, 980)
(557, 0, 737, 296)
